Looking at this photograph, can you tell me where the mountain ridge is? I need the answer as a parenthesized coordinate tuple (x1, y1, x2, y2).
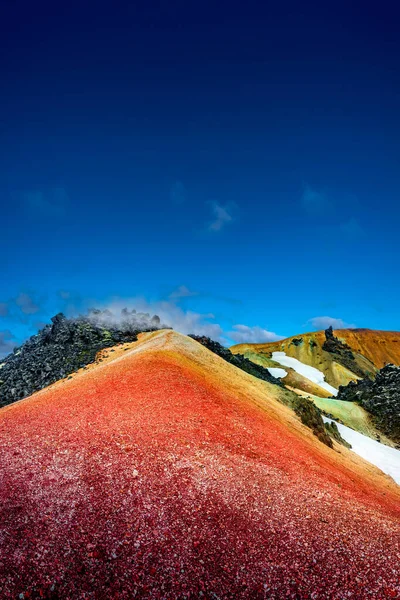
(1, 330, 399, 598)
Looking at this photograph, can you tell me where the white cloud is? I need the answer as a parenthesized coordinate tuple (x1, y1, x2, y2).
(308, 316, 356, 330)
(228, 324, 284, 344)
(153, 301, 223, 339)
(208, 202, 234, 232)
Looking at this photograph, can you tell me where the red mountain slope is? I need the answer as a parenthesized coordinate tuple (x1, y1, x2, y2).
(0, 331, 399, 599)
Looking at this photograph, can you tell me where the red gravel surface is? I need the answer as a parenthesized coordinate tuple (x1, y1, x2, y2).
(0, 331, 399, 599)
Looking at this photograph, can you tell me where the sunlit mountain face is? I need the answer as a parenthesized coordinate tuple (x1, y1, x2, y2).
(1, 330, 400, 598)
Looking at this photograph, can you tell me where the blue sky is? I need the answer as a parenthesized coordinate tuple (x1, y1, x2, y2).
(1, 1, 400, 353)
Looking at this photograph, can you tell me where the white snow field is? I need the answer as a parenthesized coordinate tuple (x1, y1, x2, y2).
(323, 417, 400, 485)
(272, 351, 338, 396)
(267, 367, 288, 379)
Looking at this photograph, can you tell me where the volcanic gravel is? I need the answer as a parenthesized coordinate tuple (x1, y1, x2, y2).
(0, 331, 399, 600)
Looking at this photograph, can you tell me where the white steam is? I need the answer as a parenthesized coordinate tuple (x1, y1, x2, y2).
(84, 298, 224, 341)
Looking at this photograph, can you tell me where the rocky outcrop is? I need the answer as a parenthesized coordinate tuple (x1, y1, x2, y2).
(290, 395, 333, 448)
(0, 309, 166, 408)
(337, 364, 400, 445)
(324, 421, 352, 449)
(322, 326, 370, 379)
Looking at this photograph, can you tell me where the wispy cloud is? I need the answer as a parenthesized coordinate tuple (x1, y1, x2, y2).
(15, 293, 40, 315)
(228, 324, 284, 344)
(168, 285, 199, 301)
(170, 180, 186, 204)
(301, 184, 365, 239)
(58, 290, 72, 300)
(308, 316, 356, 330)
(0, 330, 16, 357)
(0, 292, 43, 322)
(23, 187, 69, 217)
(207, 201, 235, 232)
(301, 184, 333, 215)
(340, 217, 364, 239)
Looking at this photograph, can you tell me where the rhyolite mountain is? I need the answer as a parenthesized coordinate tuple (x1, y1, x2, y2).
(231, 327, 400, 383)
(230, 327, 394, 389)
(1, 329, 399, 599)
(231, 326, 400, 446)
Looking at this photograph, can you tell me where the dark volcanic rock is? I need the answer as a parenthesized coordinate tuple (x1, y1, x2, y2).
(337, 363, 400, 445)
(0, 309, 167, 408)
(290, 395, 333, 448)
(324, 420, 352, 449)
(322, 326, 368, 379)
(189, 335, 284, 387)
(323, 325, 355, 358)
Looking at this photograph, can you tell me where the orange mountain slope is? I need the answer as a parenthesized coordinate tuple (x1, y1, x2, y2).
(335, 328, 400, 368)
(1, 330, 399, 599)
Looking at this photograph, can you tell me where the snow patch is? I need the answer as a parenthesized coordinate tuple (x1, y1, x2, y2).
(272, 351, 338, 396)
(267, 367, 288, 379)
(323, 417, 400, 485)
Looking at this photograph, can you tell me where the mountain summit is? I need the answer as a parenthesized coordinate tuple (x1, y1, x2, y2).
(0, 309, 165, 407)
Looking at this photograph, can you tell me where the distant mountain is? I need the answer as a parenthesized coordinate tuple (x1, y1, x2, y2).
(231, 328, 400, 384)
(230, 327, 396, 389)
(1, 330, 399, 598)
(231, 327, 400, 446)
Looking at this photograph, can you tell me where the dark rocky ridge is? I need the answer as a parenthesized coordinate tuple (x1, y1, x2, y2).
(190, 335, 333, 447)
(189, 335, 284, 387)
(337, 363, 400, 446)
(0, 309, 166, 408)
(322, 326, 371, 379)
